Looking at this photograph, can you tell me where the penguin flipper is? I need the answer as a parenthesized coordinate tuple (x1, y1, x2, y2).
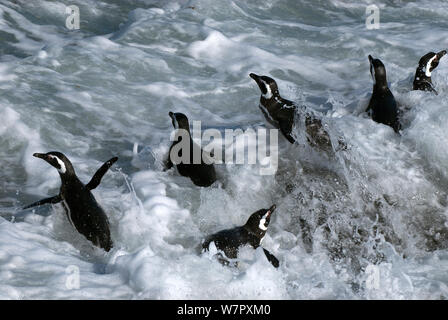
(263, 248, 279, 268)
(23, 195, 62, 210)
(427, 84, 438, 95)
(415, 81, 438, 95)
(86, 157, 118, 190)
(279, 120, 295, 144)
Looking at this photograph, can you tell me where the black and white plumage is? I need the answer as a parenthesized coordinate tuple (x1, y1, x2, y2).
(166, 112, 217, 187)
(249, 73, 332, 149)
(413, 50, 446, 94)
(23, 152, 116, 252)
(202, 204, 279, 268)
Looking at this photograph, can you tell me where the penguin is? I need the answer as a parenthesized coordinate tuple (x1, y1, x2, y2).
(23, 152, 117, 252)
(366, 55, 401, 133)
(202, 204, 279, 268)
(166, 112, 217, 187)
(249, 73, 332, 149)
(413, 50, 447, 94)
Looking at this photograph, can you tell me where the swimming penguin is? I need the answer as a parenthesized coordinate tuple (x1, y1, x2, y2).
(413, 50, 447, 94)
(23, 152, 117, 252)
(366, 55, 401, 133)
(202, 204, 279, 268)
(249, 73, 332, 149)
(166, 112, 217, 187)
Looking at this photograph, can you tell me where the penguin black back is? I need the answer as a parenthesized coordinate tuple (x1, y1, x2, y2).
(23, 152, 117, 252)
(249, 73, 296, 143)
(166, 112, 217, 187)
(249, 73, 333, 149)
(202, 205, 279, 268)
(366, 55, 401, 133)
(413, 50, 446, 94)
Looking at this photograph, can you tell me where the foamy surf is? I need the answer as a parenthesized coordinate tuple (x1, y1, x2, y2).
(1, 0, 448, 299)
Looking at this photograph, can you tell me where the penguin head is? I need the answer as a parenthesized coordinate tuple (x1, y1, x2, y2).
(33, 151, 75, 176)
(418, 50, 447, 77)
(249, 73, 279, 99)
(368, 55, 388, 88)
(169, 112, 190, 131)
(244, 204, 276, 238)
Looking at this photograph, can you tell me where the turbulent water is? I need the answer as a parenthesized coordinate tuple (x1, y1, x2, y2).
(1, 0, 448, 299)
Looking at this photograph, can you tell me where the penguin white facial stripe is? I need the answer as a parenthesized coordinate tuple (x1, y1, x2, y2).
(258, 212, 270, 231)
(48, 155, 66, 174)
(262, 80, 273, 99)
(425, 55, 437, 77)
(259, 220, 267, 231)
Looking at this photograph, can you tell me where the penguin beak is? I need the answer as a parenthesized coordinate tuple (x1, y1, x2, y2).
(33, 152, 58, 169)
(266, 204, 276, 217)
(437, 50, 447, 60)
(33, 152, 67, 174)
(33, 153, 50, 161)
(249, 73, 262, 85)
(250, 73, 269, 95)
(249, 73, 259, 81)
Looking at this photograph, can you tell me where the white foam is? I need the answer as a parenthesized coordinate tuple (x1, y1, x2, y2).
(2, 0, 448, 300)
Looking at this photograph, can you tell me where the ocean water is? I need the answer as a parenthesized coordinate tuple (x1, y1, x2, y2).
(1, 0, 448, 299)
